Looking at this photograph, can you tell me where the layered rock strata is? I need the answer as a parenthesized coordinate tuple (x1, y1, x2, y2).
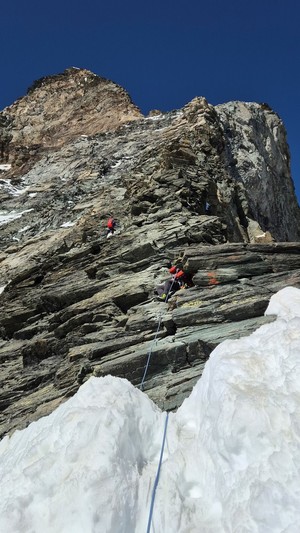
(0, 68, 300, 437)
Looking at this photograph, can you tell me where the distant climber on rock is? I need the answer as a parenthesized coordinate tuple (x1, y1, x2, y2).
(106, 216, 116, 238)
(155, 261, 193, 302)
(205, 201, 212, 215)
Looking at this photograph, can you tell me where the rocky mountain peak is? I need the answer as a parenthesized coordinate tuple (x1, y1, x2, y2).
(0, 69, 300, 437)
(0, 67, 142, 176)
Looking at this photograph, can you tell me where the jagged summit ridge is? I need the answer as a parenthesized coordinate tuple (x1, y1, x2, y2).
(0, 67, 142, 174)
(26, 67, 109, 95)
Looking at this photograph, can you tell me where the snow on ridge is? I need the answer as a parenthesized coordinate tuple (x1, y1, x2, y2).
(18, 226, 31, 233)
(0, 177, 28, 197)
(0, 376, 162, 533)
(60, 221, 75, 228)
(1, 287, 300, 532)
(265, 285, 300, 319)
(0, 209, 34, 226)
(0, 280, 11, 296)
(144, 115, 163, 121)
(111, 160, 122, 168)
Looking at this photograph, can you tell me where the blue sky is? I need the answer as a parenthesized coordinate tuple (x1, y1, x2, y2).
(1, 0, 299, 202)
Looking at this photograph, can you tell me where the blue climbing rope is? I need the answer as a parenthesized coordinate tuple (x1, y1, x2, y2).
(139, 274, 179, 529)
(146, 412, 169, 533)
(139, 275, 177, 391)
(139, 313, 163, 390)
(165, 273, 179, 302)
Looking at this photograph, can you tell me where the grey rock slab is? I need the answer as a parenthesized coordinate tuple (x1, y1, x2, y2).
(1, 71, 300, 438)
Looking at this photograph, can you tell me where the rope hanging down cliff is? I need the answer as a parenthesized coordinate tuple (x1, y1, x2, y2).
(139, 275, 177, 391)
(146, 412, 169, 533)
(138, 274, 178, 532)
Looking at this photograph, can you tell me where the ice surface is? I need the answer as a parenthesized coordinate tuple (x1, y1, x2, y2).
(1, 287, 300, 532)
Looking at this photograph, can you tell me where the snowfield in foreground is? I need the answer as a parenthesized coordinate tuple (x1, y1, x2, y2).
(1, 287, 300, 533)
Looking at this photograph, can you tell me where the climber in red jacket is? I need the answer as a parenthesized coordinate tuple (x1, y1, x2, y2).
(106, 216, 116, 238)
(156, 262, 192, 302)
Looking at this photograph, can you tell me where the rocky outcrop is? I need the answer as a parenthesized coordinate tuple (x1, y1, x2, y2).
(1, 239, 300, 438)
(0, 67, 142, 175)
(0, 69, 300, 438)
(216, 102, 300, 241)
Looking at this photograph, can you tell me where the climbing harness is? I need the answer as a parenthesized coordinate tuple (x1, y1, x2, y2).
(146, 412, 169, 533)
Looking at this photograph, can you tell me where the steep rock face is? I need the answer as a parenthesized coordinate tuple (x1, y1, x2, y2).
(0, 69, 300, 438)
(216, 101, 300, 241)
(0, 67, 142, 175)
